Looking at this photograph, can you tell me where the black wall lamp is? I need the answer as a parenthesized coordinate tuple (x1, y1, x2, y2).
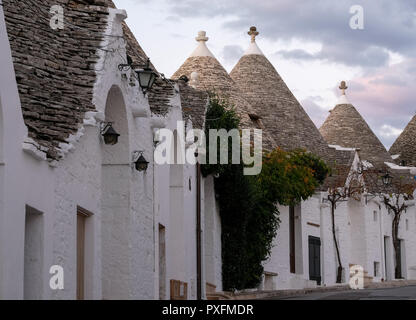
(132, 151, 149, 172)
(118, 57, 158, 95)
(381, 171, 392, 186)
(100, 122, 120, 145)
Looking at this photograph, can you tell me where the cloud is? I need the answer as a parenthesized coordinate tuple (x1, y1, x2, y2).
(344, 59, 416, 148)
(221, 45, 244, 66)
(320, 45, 390, 67)
(170, 33, 186, 39)
(164, 0, 416, 68)
(369, 75, 407, 87)
(378, 124, 403, 138)
(301, 98, 329, 128)
(275, 49, 316, 61)
(376, 124, 403, 149)
(276, 45, 390, 67)
(166, 15, 182, 23)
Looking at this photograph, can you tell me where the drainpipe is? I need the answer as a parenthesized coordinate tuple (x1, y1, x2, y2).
(196, 159, 202, 300)
(153, 143, 157, 298)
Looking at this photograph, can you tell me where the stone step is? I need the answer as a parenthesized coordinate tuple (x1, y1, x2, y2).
(349, 264, 373, 287)
(206, 292, 231, 300)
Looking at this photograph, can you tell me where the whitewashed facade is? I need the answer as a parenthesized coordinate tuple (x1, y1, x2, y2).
(0, 3, 220, 300)
(262, 190, 416, 290)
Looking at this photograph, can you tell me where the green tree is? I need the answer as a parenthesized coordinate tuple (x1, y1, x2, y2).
(201, 95, 330, 290)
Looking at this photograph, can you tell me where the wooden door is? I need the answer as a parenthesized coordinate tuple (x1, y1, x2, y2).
(308, 236, 321, 285)
(77, 213, 86, 300)
(159, 224, 166, 300)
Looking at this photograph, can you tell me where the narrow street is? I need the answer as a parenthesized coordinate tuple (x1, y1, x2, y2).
(272, 285, 416, 300)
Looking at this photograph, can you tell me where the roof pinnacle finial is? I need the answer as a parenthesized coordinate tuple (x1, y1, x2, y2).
(339, 81, 348, 95)
(248, 26, 259, 43)
(195, 31, 209, 43)
(336, 80, 350, 105)
(190, 31, 214, 58)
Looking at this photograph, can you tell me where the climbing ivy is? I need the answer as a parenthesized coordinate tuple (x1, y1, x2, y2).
(201, 94, 240, 178)
(201, 95, 330, 291)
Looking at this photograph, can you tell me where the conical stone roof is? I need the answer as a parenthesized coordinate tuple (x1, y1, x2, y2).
(230, 27, 329, 156)
(172, 31, 257, 130)
(320, 82, 392, 166)
(389, 115, 416, 166)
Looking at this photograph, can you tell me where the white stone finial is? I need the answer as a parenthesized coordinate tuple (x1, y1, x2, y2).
(336, 80, 350, 105)
(190, 71, 199, 88)
(196, 31, 209, 43)
(339, 81, 348, 95)
(190, 31, 215, 58)
(243, 26, 264, 56)
(248, 26, 259, 43)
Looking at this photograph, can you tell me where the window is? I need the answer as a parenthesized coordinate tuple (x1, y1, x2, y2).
(24, 205, 44, 300)
(77, 206, 93, 300)
(406, 219, 409, 231)
(373, 211, 378, 222)
(374, 261, 380, 277)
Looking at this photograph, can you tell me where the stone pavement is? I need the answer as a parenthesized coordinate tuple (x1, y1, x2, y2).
(275, 285, 416, 300)
(215, 280, 416, 300)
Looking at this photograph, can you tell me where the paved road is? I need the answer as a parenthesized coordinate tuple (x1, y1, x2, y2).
(273, 285, 416, 300)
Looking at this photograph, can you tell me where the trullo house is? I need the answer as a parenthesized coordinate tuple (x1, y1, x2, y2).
(0, 0, 216, 300)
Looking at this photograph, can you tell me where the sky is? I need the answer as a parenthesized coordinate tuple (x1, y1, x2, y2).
(113, 0, 416, 149)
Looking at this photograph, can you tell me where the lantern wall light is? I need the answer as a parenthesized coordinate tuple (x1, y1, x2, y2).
(100, 122, 120, 145)
(381, 171, 393, 186)
(118, 57, 158, 95)
(132, 150, 149, 172)
(153, 129, 161, 147)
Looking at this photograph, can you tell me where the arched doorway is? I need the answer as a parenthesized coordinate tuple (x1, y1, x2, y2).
(101, 85, 131, 299)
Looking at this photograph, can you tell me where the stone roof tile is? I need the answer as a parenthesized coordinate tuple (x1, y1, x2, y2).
(3, 0, 110, 159)
(3, 0, 183, 158)
(173, 56, 255, 127)
(389, 115, 416, 166)
(319, 101, 392, 166)
(171, 32, 267, 142)
(147, 77, 176, 116)
(178, 81, 209, 130)
(230, 31, 329, 158)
